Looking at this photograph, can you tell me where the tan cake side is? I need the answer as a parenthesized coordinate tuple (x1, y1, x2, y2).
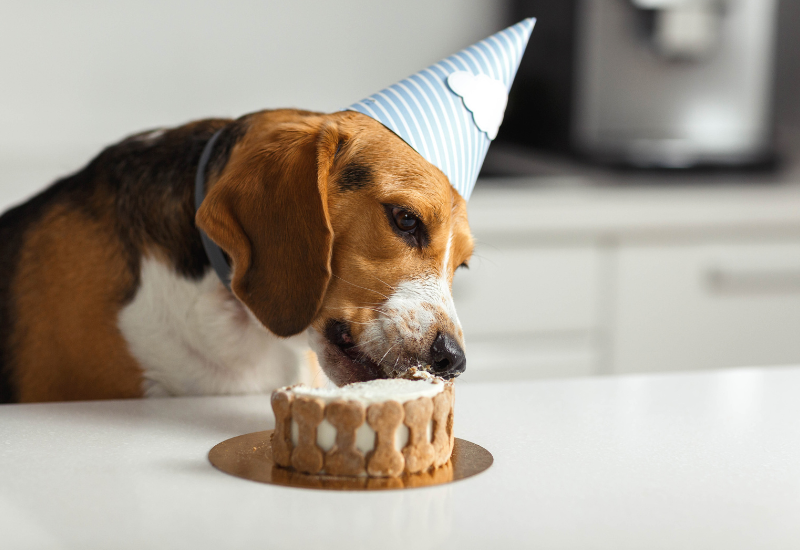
(271, 379, 455, 478)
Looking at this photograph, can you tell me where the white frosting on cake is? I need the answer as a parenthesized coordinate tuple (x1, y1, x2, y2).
(288, 377, 444, 405)
(286, 377, 444, 455)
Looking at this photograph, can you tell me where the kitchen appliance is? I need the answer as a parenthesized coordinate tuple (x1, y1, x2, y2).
(502, 0, 779, 168)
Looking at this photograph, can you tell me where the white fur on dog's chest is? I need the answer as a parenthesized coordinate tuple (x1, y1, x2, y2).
(118, 257, 309, 397)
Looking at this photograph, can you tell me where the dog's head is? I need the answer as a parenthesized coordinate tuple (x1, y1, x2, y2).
(197, 109, 473, 385)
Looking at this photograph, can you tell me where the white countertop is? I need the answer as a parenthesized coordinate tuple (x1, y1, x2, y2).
(2, 366, 800, 549)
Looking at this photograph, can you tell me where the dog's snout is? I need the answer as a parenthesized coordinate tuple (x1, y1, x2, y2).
(430, 333, 466, 378)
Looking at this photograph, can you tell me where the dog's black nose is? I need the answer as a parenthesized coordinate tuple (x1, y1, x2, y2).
(430, 333, 466, 378)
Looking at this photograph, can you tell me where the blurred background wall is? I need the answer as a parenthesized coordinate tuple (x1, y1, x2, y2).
(0, 0, 502, 208)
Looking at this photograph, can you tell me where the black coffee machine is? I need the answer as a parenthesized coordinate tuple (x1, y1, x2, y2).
(500, 0, 778, 168)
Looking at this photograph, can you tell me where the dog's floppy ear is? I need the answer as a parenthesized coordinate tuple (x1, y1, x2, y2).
(196, 115, 338, 337)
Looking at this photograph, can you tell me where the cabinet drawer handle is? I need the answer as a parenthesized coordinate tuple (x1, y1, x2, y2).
(707, 266, 800, 292)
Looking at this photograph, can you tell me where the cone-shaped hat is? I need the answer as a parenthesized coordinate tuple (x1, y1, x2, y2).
(346, 18, 535, 200)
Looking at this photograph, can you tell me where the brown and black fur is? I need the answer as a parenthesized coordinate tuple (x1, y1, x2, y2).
(0, 115, 250, 403)
(0, 108, 473, 403)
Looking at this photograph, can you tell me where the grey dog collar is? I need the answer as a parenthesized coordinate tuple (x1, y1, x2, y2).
(194, 128, 232, 290)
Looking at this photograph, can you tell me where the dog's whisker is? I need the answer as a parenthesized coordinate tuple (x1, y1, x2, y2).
(311, 364, 328, 388)
(347, 306, 394, 316)
(366, 273, 397, 292)
(325, 318, 376, 326)
(391, 354, 401, 375)
(376, 343, 399, 369)
(336, 309, 391, 320)
(359, 309, 394, 318)
(323, 305, 391, 314)
(357, 332, 384, 343)
(353, 334, 384, 348)
(322, 306, 393, 319)
(332, 274, 389, 300)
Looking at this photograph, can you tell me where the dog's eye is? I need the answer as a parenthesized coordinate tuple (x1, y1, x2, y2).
(384, 204, 428, 248)
(392, 207, 418, 232)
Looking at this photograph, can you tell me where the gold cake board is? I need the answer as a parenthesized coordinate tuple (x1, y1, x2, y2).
(209, 430, 493, 491)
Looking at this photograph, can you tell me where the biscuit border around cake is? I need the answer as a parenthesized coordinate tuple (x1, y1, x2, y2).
(271, 381, 455, 477)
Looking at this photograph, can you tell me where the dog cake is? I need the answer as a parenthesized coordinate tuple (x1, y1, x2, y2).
(271, 374, 454, 477)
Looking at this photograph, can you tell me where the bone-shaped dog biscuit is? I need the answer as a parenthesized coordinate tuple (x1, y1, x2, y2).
(271, 389, 294, 468)
(431, 388, 454, 467)
(445, 383, 455, 456)
(366, 400, 405, 477)
(403, 396, 436, 474)
(290, 396, 325, 474)
(324, 399, 366, 476)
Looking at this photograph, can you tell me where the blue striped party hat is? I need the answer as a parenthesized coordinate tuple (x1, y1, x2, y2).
(346, 18, 535, 200)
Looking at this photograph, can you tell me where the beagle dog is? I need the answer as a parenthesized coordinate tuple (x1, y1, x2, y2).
(0, 109, 473, 403)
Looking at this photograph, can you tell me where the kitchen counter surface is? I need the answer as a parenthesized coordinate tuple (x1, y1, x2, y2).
(2, 365, 799, 549)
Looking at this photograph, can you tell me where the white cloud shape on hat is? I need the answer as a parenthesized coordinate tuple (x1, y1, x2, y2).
(447, 71, 508, 140)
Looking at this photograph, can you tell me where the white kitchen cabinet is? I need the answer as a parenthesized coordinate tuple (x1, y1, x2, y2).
(456, 181, 800, 382)
(453, 245, 600, 334)
(453, 240, 601, 381)
(611, 240, 800, 374)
